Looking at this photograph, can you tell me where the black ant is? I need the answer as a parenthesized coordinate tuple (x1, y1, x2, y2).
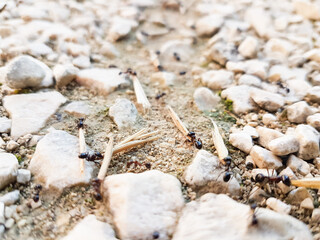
(179, 71, 186, 75)
(276, 81, 290, 93)
(79, 151, 103, 161)
(187, 132, 202, 149)
(155, 92, 166, 100)
(157, 65, 164, 71)
(141, 31, 149, 37)
(250, 203, 258, 226)
(92, 178, 102, 201)
(220, 156, 234, 182)
(152, 231, 160, 239)
(173, 52, 180, 61)
(33, 184, 42, 202)
(119, 68, 137, 76)
(108, 64, 118, 68)
(77, 118, 85, 129)
(254, 173, 291, 187)
(155, 50, 160, 55)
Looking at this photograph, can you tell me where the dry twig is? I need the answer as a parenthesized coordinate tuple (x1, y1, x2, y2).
(210, 119, 229, 164)
(97, 136, 114, 180)
(132, 75, 151, 114)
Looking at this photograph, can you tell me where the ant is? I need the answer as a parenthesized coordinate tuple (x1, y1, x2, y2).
(187, 132, 202, 149)
(179, 71, 186, 75)
(254, 172, 291, 187)
(33, 184, 42, 202)
(119, 68, 137, 76)
(108, 64, 118, 68)
(276, 81, 290, 93)
(77, 118, 85, 129)
(152, 231, 160, 239)
(155, 92, 166, 100)
(250, 203, 258, 226)
(91, 178, 102, 201)
(173, 52, 180, 61)
(79, 151, 103, 161)
(157, 65, 164, 71)
(155, 50, 160, 55)
(218, 156, 234, 182)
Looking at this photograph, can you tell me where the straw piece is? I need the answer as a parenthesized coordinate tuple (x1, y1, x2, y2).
(97, 136, 114, 181)
(113, 136, 159, 155)
(210, 119, 229, 163)
(133, 76, 151, 114)
(167, 105, 189, 136)
(79, 127, 86, 173)
(135, 130, 159, 140)
(291, 178, 320, 189)
(118, 128, 148, 146)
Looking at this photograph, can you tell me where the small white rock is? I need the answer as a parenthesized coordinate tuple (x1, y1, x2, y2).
(0, 153, 18, 190)
(306, 86, 320, 103)
(266, 197, 291, 215)
(251, 89, 284, 112)
(229, 132, 253, 154)
(307, 113, 320, 130)
(256, 126, 284, 149)
(0, 202, 4, 224)
(195, 14, 224, 37)
(287, 155, 310, 176)
(286, 187, 312, 205)
(312, 208, 320, 222)
(64, 101, 90, 118)
(250, 146, 283, 169)
(238, 74, 261, 87)
(300, 198, 314, 210)
(294, 0, 320, 20)
(150, 71, 176, 87)
(0, 117, 12, 133)
(6, 140, 19, 152)
(101, 42, 120, 58)
(193, 87, 220, 111)
(287, 101, 316, 123)
(53, 64, 79, 88)
(294, 124, 319, 160)
(4, 205, 15, 219)
(0, 190, 20, 206)
(262, 113, 277, 126)
(238, 36, 258, 59)
(243, 125, 259, 139)
(268, 135, 299, 156)
(72, 56, 91, 69)
(109, 98, 138, 129)
(17, 169, 31, 184)
(201, 70, 234, 90)
(5, 218, 14, 229)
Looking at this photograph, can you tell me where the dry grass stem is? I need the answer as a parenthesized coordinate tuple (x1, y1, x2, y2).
(79, 127, 86, 173)
(210, 119, 229, 163)
(167, 105, 189, 136)
(133, 75, 151, 114)
(118, 128, 148, 146)
(113, 135, 159, 155)
(291, 178, 320, 189)
(97, 136, 114, 180)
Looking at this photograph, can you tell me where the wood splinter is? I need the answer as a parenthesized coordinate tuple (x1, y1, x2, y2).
(290, 177, 320, 189)
(97, 136, 114, 181)
(209, 118, 230, 165)
(132, 74, 151, 114)
(78, 118, 86, 173)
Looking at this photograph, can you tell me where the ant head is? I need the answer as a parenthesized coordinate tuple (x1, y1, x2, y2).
(77, 118, 85, 129)
(78, 152, 88, 159)
(223, 156, 232, 166)
(195, 139, 202, 149)
(94, 192, 102, 201)
(246, 162, 254, 170)
(187, 131, 196, 137)
(281, 175, 291, 186)
(250, 203, 257, 210)
(223, 172, 232, 182)
(152, 231, 160, 239)
(255, 173, 265, 183)
(94, 151, 103, 159)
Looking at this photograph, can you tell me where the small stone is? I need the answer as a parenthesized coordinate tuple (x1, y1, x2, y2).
(306, 86, 320, 103)
(172, 193, 312, 240)
(109, 98, 138, 129)
(242, 125, 259, 139)
(64, 101, 90, 118)
(307, 113, 320, 130)
(238, 36, 258, 59)
(294, 0, 320, 20)
(248, 186, 267, 203)
(244, 60, 269, 80)
(287, 79, 311, 100)
(0, 117, 12, 133)
(256, 126, 284, 149)
(61, 215, 118, 240)
(262, 113, 277, 126)
(159, 40, 194, 64)
(266, 197, 291, 215)
(4, 206, 15, 219)
(72, 56, 91, 69)
(101, 42, 120, 58)
(27, 42, 53, 57)
(300, 198, 314, 210)
(76, 68, 129, 96)
(287, 155, 310, 176)
(184, 150, 240, 196)
(30, 200, 42, 209)
(193, 87, 220, 111)
(286, 187, 312, 205)
(108, 17, 137, 42)
(201, 70, 234, 90)
(29, 130, 94, 191)
(221, 85, 255, 114)
(17, 219, 27, 228)
(268, 136, 299, 156)
(229, 132, 253, 154)
(0, 225, 4, 238)
(6, 140, 19, 151)
(287, 101, 316, 123)
(294, 124, 319, 160)
(251, 89, 284, 112)
(150, 72, 176, 87)
(250, 146, 283, 169)
(5, 218, 14, 229)
(0, 153, 18, 190)
(0, 202, 4, 224)
(264, 38, 294, 61)
(238, 74, 261, 87)
(103, 170, 184, 240)
(195, 15, 224, 37)
(28, 135, 42, 147)
(3, 91, 67, 139)
(312, 208, 320, 222)
(5, 55, 45, 89)
(53, 64, 79, 88)
(245, 8, 273, 38)
(0, 190, 20, 206)
(17, 169, 31, 184)
(268, 65, 296, 82)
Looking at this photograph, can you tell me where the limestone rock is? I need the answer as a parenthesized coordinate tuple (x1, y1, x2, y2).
(151, 72, 176, 87)
(238, 36, 258, 59)
(256, 127, 284, 149)
(266, 197, 291, 215)
(103, 170, 184, 240)
(6, 140, 19, 152)
(0, 117, 12, 133)
(287, 155, 310, 176)
(3, 91, 67, 139)
(29, 130, 94, 191)
(17, 169, 31, 184)
(244, 60, 269, 80)
(262, 113, 277, 126)
(306, 86, 320, 103)
(72, 56, 91, 69)
(101, 42, 120, 59)
(193, 87, 220, 111)
(242, 125, 259, 139)
(173, 193, 312, 240)
(201, 70, 234, 90)
(307, 113, 320, 130)
(159, 40, 194, 63)
(287, 101, 316, 123)
(268, 135, 299, 156)
(264, 38, 294, 61)
(76, 68, 129, 95)
(294, 0, 320, 20)
(62, 215, 118, 240)
(229, 132, 253, 154)
(294, 124, 319, 160)
(250, 146, 283, 169)
(312, 208, 320, 222)
(250, 89, 284, 112)
(300, 198, 314, 210)
(0, 153, 18, 190)
(108, 17, 137, 42)
(64, 101, 90, 118)
(184, 150, 240, 196)
(221, 85, 255, 114)
(53, 64, 79, 88)
(286, 187, 312, 205)
(109, 98, 138, 129)
(195, 15, 223, 37)
(245, 8, 273, 38)
(238, 74, 261, 87)
(0, 190, 20, 206)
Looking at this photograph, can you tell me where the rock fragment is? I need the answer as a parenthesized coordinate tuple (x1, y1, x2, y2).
(229, 132, 253, 154)
(53, 64, 79, 88)
(268, 136, 299, 156)
(0, 153, 18, 190)
(287, 155, 310, 176)
(307, 113, 320, 130)
(300, 198, 314, 210)
(0, 117, 12, 133)
(0, 190, 20, 206)
(3, 91, 67, 139)
(250, 89, 284, 112)
(193, 87, 220, 111)
(29, 130, 94, 191)
(256, 127, 283, 149)
(306, 86, 320, 103)
(266, 197, 291, 215)
(17, 169, 31, 184)
(250, 146, 283, 169)
(109, 98, 138, 129)
(294, 0, 320, 20)
(103, 170, 184, 240)
(195, 15, 223, 37)
(294, 124, 319, 160)
(64, 101, 90, 118)
(287, 101, 316, 123)
(238, 36, 258, 59)
(151, 72, 176, 87)
(286, 187, 312, 205)
(201, 70, 233, 90)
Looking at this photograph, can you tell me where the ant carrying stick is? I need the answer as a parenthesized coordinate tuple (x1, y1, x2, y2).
(167, 105, 202, 149)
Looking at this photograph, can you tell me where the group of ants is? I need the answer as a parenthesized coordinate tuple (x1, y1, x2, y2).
(30, 117, 294, 237)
